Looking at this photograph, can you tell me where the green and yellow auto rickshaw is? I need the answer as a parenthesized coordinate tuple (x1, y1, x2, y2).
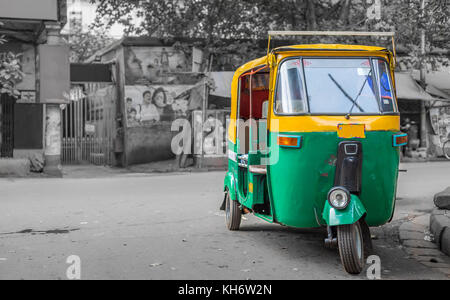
(221, 31, 408, 274)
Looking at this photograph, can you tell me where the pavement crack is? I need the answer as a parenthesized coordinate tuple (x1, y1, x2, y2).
(0, 228, 80, 236)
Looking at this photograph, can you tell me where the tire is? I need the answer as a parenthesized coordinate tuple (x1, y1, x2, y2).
(337, 221, 365, 275)
(225, 189, 241, 231)
(443, 140, 450, 160)
(360, 219, 373, 258)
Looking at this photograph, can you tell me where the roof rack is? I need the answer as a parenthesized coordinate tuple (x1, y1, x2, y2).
(267, 31, 397, 63)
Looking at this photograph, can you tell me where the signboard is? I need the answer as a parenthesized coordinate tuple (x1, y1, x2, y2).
(192, 47, 204, 73)
(85, 123, 96, 135)
(17, 91, 36, 103)
(0, 0, 59, 21)
(39, 44, 70, 104)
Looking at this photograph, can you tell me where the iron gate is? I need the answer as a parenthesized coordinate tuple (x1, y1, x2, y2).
(62, 83, 116, 165)
(0, 94, 15, 158)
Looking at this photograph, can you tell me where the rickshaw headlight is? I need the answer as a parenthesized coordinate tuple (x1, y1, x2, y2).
(328, 187, 350, 210)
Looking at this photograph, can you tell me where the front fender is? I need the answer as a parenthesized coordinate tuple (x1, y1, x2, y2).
(322, 194, 367, 226)
(221, 171, 237, 210)
(224, 171, 237, 200)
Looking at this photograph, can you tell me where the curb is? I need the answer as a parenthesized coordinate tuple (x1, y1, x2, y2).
(430, 209, 450, 257)
(0, 159, 31, 177)
(127, 167, 227, 174)
(398, 214, 450, 278)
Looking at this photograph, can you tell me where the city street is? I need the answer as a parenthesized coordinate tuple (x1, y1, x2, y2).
(0, 162, 449, 280)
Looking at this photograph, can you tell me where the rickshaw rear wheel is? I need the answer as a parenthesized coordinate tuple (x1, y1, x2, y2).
(225, 189, 241, 231)
(337, 221, 365, 275)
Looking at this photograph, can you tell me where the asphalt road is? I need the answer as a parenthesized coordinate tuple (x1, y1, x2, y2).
(0, 162, 449, 280)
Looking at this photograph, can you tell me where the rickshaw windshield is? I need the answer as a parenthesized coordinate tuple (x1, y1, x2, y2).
(274, 57, 396, 115)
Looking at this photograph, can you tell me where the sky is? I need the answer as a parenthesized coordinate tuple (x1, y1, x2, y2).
(62, 0, 133, 38)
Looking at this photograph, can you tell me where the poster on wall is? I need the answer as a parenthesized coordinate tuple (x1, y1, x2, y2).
(430, 106, 450, 147)
(125, 46, 194, 85)
(124, 83, 205, 127)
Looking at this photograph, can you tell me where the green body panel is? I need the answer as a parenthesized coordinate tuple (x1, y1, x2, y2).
(266, 131, 399, 228)
(224, 131, 399, 228)
(254, 213, 274, 223)
(322, 195, 367, 226)
(228, 132, 269, 210)
(224, 170, 237, 201)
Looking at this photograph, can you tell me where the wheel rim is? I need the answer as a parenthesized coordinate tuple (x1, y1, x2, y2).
(354, 224, 363, 261)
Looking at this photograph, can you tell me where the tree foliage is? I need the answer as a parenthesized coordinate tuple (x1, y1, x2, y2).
(92, 0, 450, 70)
(0, 23, 23, 98)
(68, 22, 115, 63)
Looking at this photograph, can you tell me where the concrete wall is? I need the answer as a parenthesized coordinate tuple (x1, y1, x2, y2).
(119, 45, 204, 166)
(125, 124, 176, 165)
(94, 43, 209, 166)
(0, 42, 43, 166)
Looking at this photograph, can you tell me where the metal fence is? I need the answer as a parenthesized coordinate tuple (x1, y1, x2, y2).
(62, 83, 116, 165)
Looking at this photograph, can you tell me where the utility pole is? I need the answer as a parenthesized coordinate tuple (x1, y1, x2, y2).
(420, 0, 428, 150)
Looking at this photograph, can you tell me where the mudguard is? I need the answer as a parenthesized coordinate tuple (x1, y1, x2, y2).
(221, 171, 237, 210)
(322, 194, 367, 226)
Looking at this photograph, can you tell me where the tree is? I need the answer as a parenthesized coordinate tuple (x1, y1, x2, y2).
(91, 0, 450, 70)
(382, 0, 450, 70)
(0, 23, 24, 98)
(68, 22, 115, 63)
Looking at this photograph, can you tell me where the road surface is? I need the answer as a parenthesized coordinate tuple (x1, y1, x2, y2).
(0, 162, 449, 280)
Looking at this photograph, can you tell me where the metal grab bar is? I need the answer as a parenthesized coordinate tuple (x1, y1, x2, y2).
(267, 31, 397, 65)
(249, 165, 267, 175)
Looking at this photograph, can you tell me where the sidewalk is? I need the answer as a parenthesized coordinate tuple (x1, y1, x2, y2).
(62, 165, 130, 178)
(430, 187, 450, 256)
(398, 186, 450, 278)
(61, 159, 227, 179)
(430, 187, 450, 258)
(398, 214, 450, 277)
(128, 159, 227, 174)
(430, 209, 450, 257)
(401, 156, 449, 163)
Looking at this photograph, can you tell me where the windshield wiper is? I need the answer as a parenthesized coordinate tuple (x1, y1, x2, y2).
(347, 69, 372, 117)
(328, 74, 365, 113)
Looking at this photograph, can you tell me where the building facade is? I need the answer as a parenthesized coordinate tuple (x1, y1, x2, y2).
(0, 0, 70, 176)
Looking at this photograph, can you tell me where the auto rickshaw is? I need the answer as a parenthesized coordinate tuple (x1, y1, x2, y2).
(221, 31, 408, 274)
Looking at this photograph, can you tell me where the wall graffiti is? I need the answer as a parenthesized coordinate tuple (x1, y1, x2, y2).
(125, 83, 204, 127)
(125, 46, 190, 85)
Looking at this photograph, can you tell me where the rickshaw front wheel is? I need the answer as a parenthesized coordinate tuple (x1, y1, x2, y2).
(225, 189, 241, 231)
(337, 221, 365, 275)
